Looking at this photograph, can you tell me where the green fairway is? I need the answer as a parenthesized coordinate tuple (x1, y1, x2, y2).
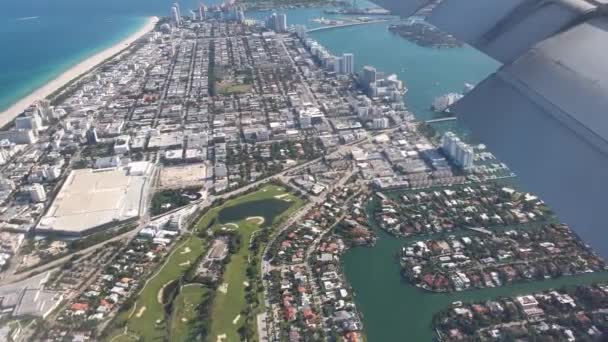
(109, 237, 205, 341)
(170, 284, 208, 342)
(208, 219, 260, 342)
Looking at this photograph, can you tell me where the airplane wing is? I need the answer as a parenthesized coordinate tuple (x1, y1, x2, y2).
(371, 0, 608, 255)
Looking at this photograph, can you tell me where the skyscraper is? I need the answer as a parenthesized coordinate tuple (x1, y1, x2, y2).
(266, 13, 277, 31)
(199, 5, 207, 20)
(276, 13, 287, 32)
(339, 53, 354, 75)
(334, 56, 342, 74)
(441, 131, 474, 171)
(362, 65, 377, 94)
(27, 183, 46, 203)
(267, 13, 287, 33)
(362, 65, 377, 86)
(173, 2, 181, 18)
(295, 25, 306, 39)
(86, 127, 99, 145)
(171, 6, 181, 26)
(235, 7, 245, 23)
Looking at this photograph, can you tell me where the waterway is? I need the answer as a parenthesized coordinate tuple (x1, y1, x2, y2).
(341, 200, 608, 341)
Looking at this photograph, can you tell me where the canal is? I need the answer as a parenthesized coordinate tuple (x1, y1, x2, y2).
(342, 200, 608, 341)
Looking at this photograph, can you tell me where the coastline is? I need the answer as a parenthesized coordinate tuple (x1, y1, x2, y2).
(0, 16, 159, 128)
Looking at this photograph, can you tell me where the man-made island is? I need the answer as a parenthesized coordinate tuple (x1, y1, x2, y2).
(388, 22, 463, 49)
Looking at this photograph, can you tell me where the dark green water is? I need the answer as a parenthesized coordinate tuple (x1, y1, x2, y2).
(341, 201, 608, 341)
(218, 198, 292, 225)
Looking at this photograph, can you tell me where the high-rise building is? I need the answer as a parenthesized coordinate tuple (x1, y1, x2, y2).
(461, 145, 474, 170)
(27, 183, 46, 203)
(441, 131, 474, 171)
(235, 7, 245, 23)
(15, 116, 40, 131)
(173, 2, 181, 18)
(276, 13, 287, 32)
(171, 6, 181, 26)
(371, 117, 389, 130)
(86, 127, 99, 145)
(265, 13, 276, 31)
(199, 5, 207, 20)
(266, 13, 287, 33)
(333, 56, 342, 74)
(362, 65, 377, 87)
(295, 25, 306, 39)
(0, 129, 37, 145)
(342, 53, 354, 74)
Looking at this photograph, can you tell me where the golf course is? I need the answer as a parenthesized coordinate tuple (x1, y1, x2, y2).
(106, 183, 304, 342)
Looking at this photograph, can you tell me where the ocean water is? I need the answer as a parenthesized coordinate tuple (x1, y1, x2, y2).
(0, 0, 204, 112)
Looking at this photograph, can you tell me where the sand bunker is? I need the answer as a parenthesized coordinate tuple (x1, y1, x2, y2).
(179, 261, 190, 267)
(218, 283, 229, 294)
(274, 193, 292, 202)
(158, 282, 172, 304)
(232, 314, 241, 325)
(222, 223, 239, 230)
(246, 216, 265, 225)
(135, 306, 146, 318)
(180, 247, 191, 254)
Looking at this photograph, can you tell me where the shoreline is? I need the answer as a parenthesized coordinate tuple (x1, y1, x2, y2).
(0, 16, 159, 128)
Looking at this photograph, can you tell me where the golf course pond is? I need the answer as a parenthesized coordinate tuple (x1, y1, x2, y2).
(218, 198, 293, 225)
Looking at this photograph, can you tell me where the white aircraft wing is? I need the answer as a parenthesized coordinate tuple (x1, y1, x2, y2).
(371, 0, 608, 254)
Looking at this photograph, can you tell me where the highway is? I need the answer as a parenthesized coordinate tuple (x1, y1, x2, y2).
(425, 116, 457, 123)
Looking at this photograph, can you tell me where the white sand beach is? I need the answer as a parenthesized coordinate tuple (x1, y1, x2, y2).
(0, 16, 159, 128)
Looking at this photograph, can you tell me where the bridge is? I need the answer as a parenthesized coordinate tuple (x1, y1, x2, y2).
(425, 116, 457, 124)
(306, 19, 398, 33)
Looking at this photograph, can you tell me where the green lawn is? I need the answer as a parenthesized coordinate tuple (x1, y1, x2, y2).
(170, 284, 208, 342)
(217, 83, 252, 95)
